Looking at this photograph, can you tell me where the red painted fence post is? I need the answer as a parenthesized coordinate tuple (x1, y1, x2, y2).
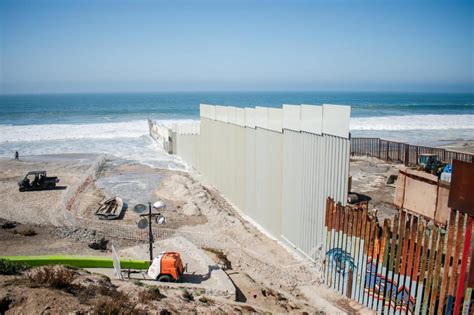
(454, 215, 473, 314)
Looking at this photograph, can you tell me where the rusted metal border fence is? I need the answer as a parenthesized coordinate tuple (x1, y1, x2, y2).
(324, 198, 474, 314)
(351, 137, 474, 165)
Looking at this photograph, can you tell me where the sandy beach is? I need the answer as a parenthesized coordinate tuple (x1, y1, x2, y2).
(438, 140, 474, 154)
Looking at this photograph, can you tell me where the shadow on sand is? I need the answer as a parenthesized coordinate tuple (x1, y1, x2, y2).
(181, 265, 220, 284)
(20, 186, 68, 192)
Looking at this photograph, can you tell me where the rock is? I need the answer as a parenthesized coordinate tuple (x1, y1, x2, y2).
(182, 202, 201, 216)
(387, 174, 398, 184)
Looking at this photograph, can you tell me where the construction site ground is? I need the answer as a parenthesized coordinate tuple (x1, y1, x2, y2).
(349, 155, 402, 222)
(0, 154, 390, 314)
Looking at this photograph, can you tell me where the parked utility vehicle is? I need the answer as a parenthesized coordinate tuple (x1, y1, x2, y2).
(147, 252, 184, 282)
(18, 171, 60, 192)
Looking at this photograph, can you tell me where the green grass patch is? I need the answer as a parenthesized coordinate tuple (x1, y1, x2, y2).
(0, 258, 30, 275)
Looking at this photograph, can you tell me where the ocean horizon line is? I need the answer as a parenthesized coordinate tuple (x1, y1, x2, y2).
(1, 90, 474, 97)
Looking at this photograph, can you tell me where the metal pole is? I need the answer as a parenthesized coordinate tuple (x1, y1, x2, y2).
(148, 202, 153, 262)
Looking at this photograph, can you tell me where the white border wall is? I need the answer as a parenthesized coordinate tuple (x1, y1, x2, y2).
(162, 103, 350, 260)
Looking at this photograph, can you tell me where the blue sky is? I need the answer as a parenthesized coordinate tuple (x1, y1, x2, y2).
(0, 0, 473, 94)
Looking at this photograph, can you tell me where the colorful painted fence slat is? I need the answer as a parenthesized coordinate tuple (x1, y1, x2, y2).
(324, 198, 474, 314)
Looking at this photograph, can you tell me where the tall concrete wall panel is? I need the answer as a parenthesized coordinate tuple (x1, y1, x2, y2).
(281, 130, 303, 249)
(254, 128, 282, 238)
(176, 134, 200, 169)
(245, 127, 256, 219)
(163, 103, 351, 260)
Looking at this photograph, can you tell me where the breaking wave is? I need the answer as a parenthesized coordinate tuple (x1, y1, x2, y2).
(0, 119, 198, 170)
(0, 114, 473, 144)
(350, 114, 474, 131)
(0, 119, 197, 143)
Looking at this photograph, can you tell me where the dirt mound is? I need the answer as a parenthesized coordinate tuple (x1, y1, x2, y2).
(0, 266, 279, 314)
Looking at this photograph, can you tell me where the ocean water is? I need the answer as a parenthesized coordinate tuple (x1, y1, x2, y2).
(1, 92, 473, 169)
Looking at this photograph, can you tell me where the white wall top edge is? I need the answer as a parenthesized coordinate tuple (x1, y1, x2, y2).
(199, 104, 210, 119)
(215, 105, 228, 123)
(235, 107, 245, 126)
(322, 104, 351, 139)
(227, 106, 237, 125)
(301, 104, 323, 135)
(267, 108, 283, 132)
(245, 107, 256, 128)
(200, 103, 216, 120)
(204, 104, 216, 120)
(255, 106, 269, 129)
(175, 121, 200, 135)
(200, 104, 349, 137)
(282, 104, 301, 131)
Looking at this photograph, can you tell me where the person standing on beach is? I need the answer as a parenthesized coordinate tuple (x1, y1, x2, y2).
(14, 151, 19, 160)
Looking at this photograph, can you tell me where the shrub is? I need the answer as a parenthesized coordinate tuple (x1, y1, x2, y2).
(0, 259, 30, 275)
(92, 296, 124, 314)
(14, 228, 37, 236)
(139, 285, 165, 303)
(90, 289, 137, 314)
(27, 266, 76, 289)
(181, 289, 194, 302)
(198, 296, 214, 305)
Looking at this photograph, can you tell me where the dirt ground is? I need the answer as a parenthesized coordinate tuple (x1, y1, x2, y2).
(349, 155, 401, 222)
(0, 266, 278, 314)
(75, 160, 208, 229)
(0, 154, 98, 226)
(0, 219, 318, 314)
(0, 154, 324, 313)
(0, 153, 395, 314)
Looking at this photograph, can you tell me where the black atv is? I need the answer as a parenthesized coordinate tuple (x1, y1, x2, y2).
(18, 171, 60, 192)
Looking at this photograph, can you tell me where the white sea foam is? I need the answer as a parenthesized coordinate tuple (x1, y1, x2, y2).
(1, 115, 473, 169)
(0, 115, 472, 145)
(350, 114, 474, 131)
(0, 119, 197, 170)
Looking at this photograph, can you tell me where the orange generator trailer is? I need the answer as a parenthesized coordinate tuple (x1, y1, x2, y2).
(147, 252, 184, 282)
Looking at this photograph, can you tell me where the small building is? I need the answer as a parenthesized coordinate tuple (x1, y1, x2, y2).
(394, 166, 450, 225)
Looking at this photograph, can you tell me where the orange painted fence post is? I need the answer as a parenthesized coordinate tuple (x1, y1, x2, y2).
(323, 201, 474, 314)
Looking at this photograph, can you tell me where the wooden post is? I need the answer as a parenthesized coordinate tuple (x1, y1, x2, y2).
(421, 228, 439, 314)
(378, 138, 381, 158)
(325, 198, 334, 284)
(409, 221, 425, 314)
(375, 219, 390, 312)
(385, 213, 400, 314)
(438, 210, 457, 312)
(446, 212, 465, 314)
(396, 214, 411, 313)
(414, 226, 431, 314)
(345, 207, 355, 298)
(454, 215, 473, 314)
(415, 146, 419, 165)
(402, 216, 418, 314)
(404, 144, 409, 166)
(398, 143, 401, 162)
(462, 221, 474, 313)
(429, 232, 445, 315)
